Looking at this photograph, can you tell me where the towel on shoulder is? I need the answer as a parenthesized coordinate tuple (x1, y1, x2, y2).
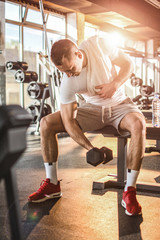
(80, 36, 119, 96)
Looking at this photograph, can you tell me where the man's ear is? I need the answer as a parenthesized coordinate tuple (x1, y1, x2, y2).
(75, 50, 83, 59)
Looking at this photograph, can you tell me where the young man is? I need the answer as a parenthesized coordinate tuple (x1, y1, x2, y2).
(28, 36, 146, 216)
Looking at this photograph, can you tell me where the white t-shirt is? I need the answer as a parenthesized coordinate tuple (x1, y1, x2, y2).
(60, 37, 127, 107)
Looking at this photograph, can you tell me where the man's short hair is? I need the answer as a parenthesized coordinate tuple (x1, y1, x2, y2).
(50, 39, 77, 66)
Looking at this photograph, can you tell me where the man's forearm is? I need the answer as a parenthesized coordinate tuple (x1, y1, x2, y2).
(64, 119, 93, 150)
(95, 57, 133, 99)
(113, 61, 133, 89)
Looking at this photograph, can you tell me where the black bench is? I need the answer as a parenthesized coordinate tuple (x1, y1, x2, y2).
(90, 124, 160, 193)
(0, 105, 32, 240)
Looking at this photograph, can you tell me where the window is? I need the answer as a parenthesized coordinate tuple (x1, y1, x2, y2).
(47, 14, 65, 33)
(5, 2, 66, 108)
(5, 2, 20, 22)
(23, 27, 43, 107)
(5, 23, 20, 53)
(24, 27, 43, 53)
(5, 23, 20, 104)
(23, 26, 43, 75)
(26, 9, 43, 25)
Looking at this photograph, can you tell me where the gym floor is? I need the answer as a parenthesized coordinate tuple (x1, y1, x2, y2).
(0, 132, 160, 240)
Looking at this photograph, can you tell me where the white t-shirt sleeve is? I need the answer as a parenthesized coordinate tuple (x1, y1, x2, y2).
(98, 36, 119, 61)
(60, 74, 76, 104)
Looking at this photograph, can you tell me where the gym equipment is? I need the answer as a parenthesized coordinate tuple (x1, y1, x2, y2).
(0, 105, 32, 240)
(27, 103, 52, 123)
(131, 77, 154, 110)
(86, 146, 113, 167)
(54, 69, 62, 87)
(39, 0, 61, 111)
(132, 95, 153, 110)
(27, 82, 50, 99)
(15, 69, 38, 83)
(130, 73, 143, 87)
(140, 85, 154, 96)
(91, 126, 160, 193)
(140, 98, 152, 110)
(132, 95, 142, 105)
(29, 0, 62, 135)
(145, 146, 160, 153)
(6, 61, 28, 71)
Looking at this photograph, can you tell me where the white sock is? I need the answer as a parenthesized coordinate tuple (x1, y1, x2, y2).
(124, 169, 139, 191)
(44, 162, 58, 185)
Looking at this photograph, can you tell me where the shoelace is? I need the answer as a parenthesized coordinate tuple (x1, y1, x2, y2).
(37, 179, 48, 193)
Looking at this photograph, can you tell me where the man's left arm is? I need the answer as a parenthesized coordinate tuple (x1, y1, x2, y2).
(95, 49, 133, 99)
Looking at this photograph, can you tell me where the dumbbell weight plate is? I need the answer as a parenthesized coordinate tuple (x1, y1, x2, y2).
(25, 71, 38, 82)
(140, 85, 153, 96)
(131, 77, 143, 87)
(26, 104, 40, 123)
(6, 61, 20, 70)
(26, 103, 52, 123)
(43, 104, 52, 115)
(27, 82, 49, 99)
(15, 70, 38, 83)
(6, 61, 28, 71)
(15, 69, 25, 82)
(86, 147, 104, 167)
(17, 61, 28, 71)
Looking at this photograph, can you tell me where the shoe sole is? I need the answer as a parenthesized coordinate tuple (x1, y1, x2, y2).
(28, 192, 62, 203)
(121, 199, 142, 216)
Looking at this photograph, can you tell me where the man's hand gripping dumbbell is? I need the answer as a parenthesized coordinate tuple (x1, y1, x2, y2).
(86, 147, 113, 167)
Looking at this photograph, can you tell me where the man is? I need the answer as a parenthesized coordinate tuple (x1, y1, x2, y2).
(28, 36, 146, 216)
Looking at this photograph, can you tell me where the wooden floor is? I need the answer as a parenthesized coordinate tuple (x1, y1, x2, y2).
(0, 133, 160, 240)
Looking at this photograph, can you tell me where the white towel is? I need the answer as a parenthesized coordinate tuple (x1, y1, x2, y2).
(80, 36, 114, 96)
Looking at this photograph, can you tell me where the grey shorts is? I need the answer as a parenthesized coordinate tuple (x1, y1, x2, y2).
(76, 98, 142, 136)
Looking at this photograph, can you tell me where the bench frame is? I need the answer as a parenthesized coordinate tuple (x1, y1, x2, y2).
(90, 126, 160, 193)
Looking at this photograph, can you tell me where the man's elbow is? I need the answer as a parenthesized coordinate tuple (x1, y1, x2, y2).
(125, 59, 134, 77)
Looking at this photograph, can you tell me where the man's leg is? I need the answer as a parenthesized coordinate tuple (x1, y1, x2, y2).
(28, 111, 66, 203)
(40, 111, 66, 163)
(119, 112, 146, 216)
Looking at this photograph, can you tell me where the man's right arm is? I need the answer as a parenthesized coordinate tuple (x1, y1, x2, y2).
(60, 102, 93, 150)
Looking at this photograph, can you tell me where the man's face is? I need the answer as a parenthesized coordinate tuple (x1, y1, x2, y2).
(56, 51, 83, 77)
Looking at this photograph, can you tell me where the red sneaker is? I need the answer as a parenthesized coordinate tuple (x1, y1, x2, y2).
(121, 187, 142, 216)
(28, 179, 62, 203)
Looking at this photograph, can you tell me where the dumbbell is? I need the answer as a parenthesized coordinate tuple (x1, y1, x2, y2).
(15, 70, 38, 83)
(86, 146, 113, 167)
(140, 85, 153, 96)
(6, 61, 28, 71)
(132, 95, 142, 105)
(130, 73, 142, 87)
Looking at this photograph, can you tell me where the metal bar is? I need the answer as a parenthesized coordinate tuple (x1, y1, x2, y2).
(117, 137, 127, 182)
(5, 19, 65, 36)
(34, 87, 50, 134)
(93, 178, 160, 194)
(136, 183, 160, 194)
(39, 0, 61, 112)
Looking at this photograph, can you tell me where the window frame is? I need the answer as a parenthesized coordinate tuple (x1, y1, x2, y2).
(5, 1, 66, 107)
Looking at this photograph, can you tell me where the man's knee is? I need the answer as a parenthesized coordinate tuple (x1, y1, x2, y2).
(40, 116, 51, 134)
(40, 112, 65, 135)
(130, 115, 146, 136)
